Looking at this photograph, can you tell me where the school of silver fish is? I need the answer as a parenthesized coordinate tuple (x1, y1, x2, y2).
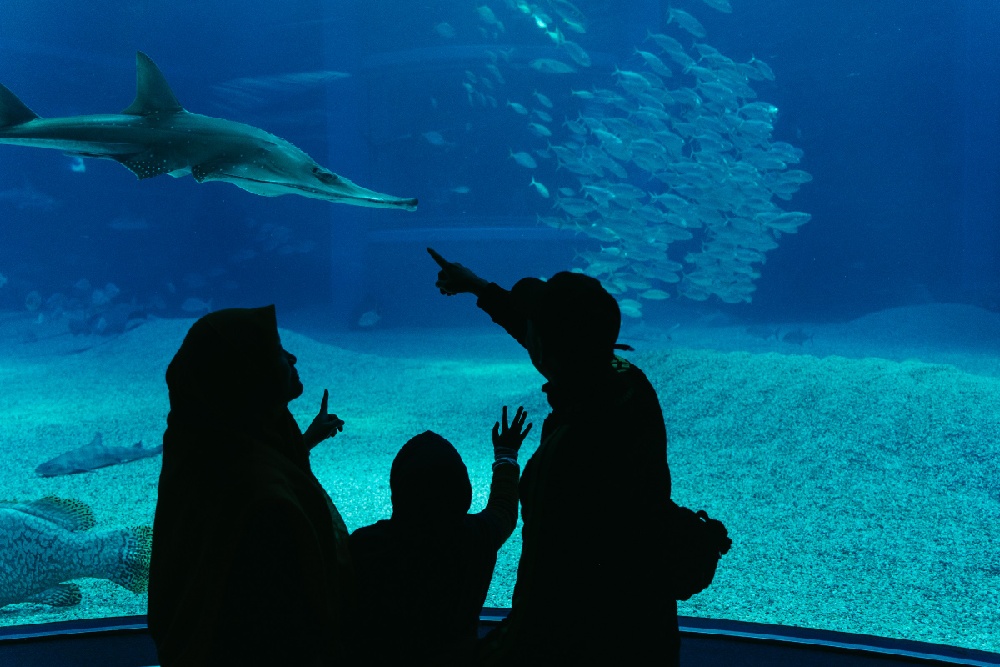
(452, 0, 811, 315)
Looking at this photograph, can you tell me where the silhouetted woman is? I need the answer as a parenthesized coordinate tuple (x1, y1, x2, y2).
(148, 305, 352, 667)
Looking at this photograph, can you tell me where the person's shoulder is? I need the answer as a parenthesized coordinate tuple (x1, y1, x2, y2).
(613, 355, 654, 389)
(612, 354, 633, 373)
(349, 518, 393, 543)
(616, 353, 655, 378)
(610, 355, 663, 413)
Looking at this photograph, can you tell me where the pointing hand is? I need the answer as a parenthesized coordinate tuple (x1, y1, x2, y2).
(427, 247, 489, 297)
(303, 389, 344, 450)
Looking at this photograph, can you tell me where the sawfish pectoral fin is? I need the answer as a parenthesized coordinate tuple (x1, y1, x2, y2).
(190, 159, 244, 184)
(190, 160, 288, 198)
(113, 149, 192, 180)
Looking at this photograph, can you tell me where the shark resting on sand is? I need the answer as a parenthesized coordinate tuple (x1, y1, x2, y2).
(36, 432, 163, 477)
(0, 51, 418, 210)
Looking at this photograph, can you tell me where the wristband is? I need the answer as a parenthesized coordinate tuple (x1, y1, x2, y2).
(494, 447, 519, 460)
(492, 457, 519, 470)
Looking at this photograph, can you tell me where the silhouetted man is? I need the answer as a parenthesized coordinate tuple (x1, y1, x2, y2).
(429, 249, 679, 666)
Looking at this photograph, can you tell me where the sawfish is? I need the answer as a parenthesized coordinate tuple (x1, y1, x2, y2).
(0, 51, 418, 210)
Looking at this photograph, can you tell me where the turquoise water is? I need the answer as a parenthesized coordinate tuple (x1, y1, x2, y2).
(1, 305, 998, 652)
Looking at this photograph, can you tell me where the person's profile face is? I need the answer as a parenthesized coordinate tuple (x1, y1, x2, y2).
(525, 320, 552, 380)
(278, 348, 304, 401)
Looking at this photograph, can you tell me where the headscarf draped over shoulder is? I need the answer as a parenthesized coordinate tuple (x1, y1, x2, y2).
(148, 306, 351, 666)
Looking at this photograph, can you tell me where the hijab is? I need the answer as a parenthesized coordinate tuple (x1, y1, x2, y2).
(147, 306, 351, 666)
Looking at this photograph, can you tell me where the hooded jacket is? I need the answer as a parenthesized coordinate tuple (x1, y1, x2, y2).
(349, 431, 518, 665)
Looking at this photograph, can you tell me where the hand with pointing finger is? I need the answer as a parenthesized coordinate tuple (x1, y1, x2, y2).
(427, 247, 490, 297)
(303, 389, 344, 450)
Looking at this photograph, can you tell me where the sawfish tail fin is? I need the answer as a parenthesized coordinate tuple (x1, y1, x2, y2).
(121, 51, 184, 116)
(0, 82, 40, 128)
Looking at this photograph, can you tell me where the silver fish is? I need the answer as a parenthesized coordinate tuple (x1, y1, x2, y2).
(532, 109, 553, 123)
(699, 0, 733, 12)
(668, 8, 707, 38)
(434, 22, 456, 38)
(560, 39, 592, 67)
(477, 5, 500, 26)
(532, 90, 554, 108)
(529, 58, 577, 74)
(529, 176, 550, 198)
(180, 297, 213, 314)
(509, 150, 538, 169)
(527, 122, 552, 138)
(0, 184, 58, 211)
(507, 101, 529, 115)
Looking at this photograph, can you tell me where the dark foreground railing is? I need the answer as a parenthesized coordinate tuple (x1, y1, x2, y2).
(0, 610, 997, 667)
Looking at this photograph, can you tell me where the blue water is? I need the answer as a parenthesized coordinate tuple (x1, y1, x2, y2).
(1, 0, 996, 325)
(1, 0, 999, 650)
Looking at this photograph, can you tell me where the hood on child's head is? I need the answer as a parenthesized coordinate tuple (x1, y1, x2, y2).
(390, 431, 472, 523)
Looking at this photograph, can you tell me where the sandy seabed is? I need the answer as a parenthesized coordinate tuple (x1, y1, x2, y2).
(0, 303, 997, 654)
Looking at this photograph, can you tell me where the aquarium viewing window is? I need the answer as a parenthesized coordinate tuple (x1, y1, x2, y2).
(0, 0, 998, 661)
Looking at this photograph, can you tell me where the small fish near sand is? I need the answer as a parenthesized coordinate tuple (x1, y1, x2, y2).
(0, 496, 151, 608)
(36, 433, 163, 477)
(356, 308, 381, 329)
(781, 328, 814, 346)
(745, 325, 780, 341)
(180, 297, 213, 315)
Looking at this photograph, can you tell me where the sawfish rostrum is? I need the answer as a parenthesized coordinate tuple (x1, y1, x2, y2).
(0, 497, 151, 609)
(0, 52, 418, 210)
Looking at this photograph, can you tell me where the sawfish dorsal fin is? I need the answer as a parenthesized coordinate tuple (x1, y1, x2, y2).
(0, 82, 40, 128)
(121, 51, 184, 116)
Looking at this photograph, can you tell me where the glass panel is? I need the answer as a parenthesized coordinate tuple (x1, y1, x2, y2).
(0, 0, 996, 656)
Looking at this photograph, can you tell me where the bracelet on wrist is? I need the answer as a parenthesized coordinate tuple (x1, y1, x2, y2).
(492, 457, 519, 470)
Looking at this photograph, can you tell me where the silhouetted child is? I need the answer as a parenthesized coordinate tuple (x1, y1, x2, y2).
(348, 406, 530, 666)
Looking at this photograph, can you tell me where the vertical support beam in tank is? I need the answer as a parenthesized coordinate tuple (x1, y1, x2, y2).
(322, 5, 371, 328)
(959, 0, 1000, 302)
